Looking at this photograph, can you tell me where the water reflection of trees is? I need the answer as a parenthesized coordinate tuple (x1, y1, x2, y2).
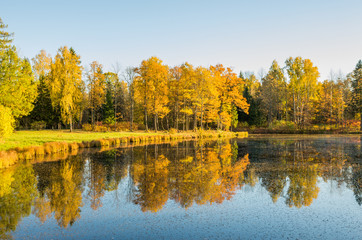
(0, 137, 361, 236)
(31, 156, 85, 228)
(0, 165, 37, 239)
(244, 137, 361, 207)
(131, 141, 250, 212)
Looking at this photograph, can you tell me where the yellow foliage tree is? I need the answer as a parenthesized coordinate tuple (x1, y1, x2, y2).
(134, 57, 169, 131)
(88, 61, 106, 125)
(210, 64, 249, 130)
(48, 46, 84, 131)
(0, 105, 14, 138)
(0, 19, 37, 137)
(32, 49, 51, 79)
(285, 57, 320, 127)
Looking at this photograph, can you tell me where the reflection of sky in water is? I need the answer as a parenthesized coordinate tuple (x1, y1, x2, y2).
(3, 136, 362, 239)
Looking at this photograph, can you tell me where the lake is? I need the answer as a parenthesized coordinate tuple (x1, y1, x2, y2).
(1, 135, 361, 239)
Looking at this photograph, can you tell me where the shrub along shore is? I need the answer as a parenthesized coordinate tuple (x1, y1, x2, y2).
(0, 130, 248, 169)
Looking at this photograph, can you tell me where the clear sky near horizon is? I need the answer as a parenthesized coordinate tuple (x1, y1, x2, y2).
(1, 0, 361, 80)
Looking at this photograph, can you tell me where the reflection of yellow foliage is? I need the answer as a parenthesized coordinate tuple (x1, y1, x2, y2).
(133, 154, 169, 212)
(33, 196, 52, 223)
(132, 164, 144, 185)
(88, 163, 106, 210)
(50, 162, 83, 228)
(286, 164, 320, 208)
(0, 168, 15, 197)
(167, 143, 249, 209)
(0, 164, 37, 237)
(0, 151, 18, 169)
(218, 143, 232, 166)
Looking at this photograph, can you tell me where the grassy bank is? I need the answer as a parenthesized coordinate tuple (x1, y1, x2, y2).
(0, 130, 248, 169)
(0, 130, 165, 151)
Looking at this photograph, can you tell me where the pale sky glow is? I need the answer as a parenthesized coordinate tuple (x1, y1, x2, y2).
(1, 0, 362, 80)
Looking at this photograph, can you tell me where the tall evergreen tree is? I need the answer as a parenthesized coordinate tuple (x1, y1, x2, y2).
(239, 73, 264, 126)
(351, 60, 362, 130)
(261, 60, 286, 125)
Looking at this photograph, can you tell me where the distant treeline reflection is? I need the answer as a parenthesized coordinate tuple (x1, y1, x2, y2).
(0, 138, 361, 237)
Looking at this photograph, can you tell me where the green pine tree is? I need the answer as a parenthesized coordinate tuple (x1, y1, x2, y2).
(351, 60, 362, 130)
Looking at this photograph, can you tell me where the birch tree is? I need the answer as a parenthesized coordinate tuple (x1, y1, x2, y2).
(49, 46, 84, 131)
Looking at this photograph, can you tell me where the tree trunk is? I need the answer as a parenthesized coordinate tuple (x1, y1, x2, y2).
(293, 91, 296, 123)
(193, 107, 197, 130)
(144, 92, 148, 131)
(70, 114, 73, 132)
(183, 113, 186, 131)
(154, 113, 158, 132)
(268, 109, 272, 127)
(79, 111, 83, 128)
(91, 108, 94, 126)
(130, 100, 133, 131)
(144, 106, 148, 131)
(114, 96, 117, 129)
(330, 87, 333, 125)
(200, 108, 204, 130)
(175, 103, 179, 130)
(285, 91, 288, 122)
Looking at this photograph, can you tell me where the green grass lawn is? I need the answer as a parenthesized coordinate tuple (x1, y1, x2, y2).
(0, 130, 169, 151)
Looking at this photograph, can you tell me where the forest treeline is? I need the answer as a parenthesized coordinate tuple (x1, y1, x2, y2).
(1, 17, 362, 138)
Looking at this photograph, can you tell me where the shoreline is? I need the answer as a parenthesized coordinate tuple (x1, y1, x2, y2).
(0, 130, 248, 169)
(242, 129, 361, 134)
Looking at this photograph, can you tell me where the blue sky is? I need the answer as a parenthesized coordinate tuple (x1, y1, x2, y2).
(1, 0, 362, 80)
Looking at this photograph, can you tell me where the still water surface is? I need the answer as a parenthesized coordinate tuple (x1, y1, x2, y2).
(1, 135, 361, 239)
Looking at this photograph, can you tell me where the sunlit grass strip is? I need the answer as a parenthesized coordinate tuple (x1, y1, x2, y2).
(0, 131, 247, 169)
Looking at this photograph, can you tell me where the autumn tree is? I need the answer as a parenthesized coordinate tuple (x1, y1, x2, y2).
(169, 66, 183, 129)
(48, 46, 84, 131)
(25, 50, 60, 128)
(134, 57, 169, 131)
(0, 18, 37, 137)
(193, 66, 218, 129)
(285, 57, 320, 128)
(0, 17, 12, 48)
(0, 51, 37, 121)
(312, 77, 347, 128)
(87, 61, 106, 125)
(179, 63, 196, 130)
(210, 64, 249, 130)
(313, 81, 331, 127)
